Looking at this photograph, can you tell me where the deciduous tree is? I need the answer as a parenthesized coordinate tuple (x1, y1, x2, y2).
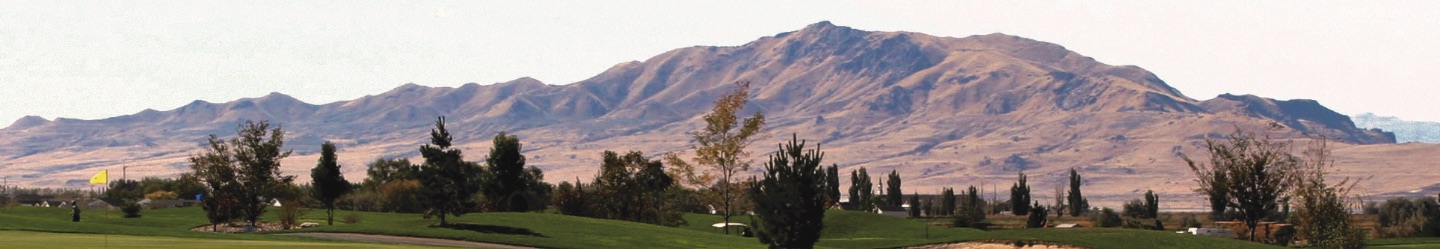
(1010, 172, 1031, 216)
(1067, 169, 1088, 217)
(663, 81, 765, 234)
(1183, 129, 1300, 241)
(189, 120, 295, 229)
(1292, 138, 1365, 248)
(825, 165, 840, 206)
(886, 170, 903, 207)
(311, 141, 352, 225)
(849, 167, 872, 209)
(482, 132, 531, 212)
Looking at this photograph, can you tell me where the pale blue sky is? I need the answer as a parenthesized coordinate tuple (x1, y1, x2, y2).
(3, 1, 1438, 125)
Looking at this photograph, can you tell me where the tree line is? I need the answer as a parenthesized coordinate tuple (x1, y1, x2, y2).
(66, 80, 1382, 248)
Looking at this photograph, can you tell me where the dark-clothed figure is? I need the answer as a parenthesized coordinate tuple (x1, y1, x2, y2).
(71, 201, 80, 222)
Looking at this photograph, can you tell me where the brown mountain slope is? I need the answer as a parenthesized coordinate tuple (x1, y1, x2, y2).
(0, 22, 1427, 209)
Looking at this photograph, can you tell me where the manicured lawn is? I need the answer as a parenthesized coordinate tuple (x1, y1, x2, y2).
(683, 210, 1283, 249)
(10, 205, 1429, 249)
(0, 205, 758, 249)
(1367, 237, 1440, 248)
(0, 230, 439, 249)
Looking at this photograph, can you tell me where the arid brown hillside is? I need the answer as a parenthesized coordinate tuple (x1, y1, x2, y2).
(1, 22, 1429, 209)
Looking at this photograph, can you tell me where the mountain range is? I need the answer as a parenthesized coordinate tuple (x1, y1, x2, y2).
(3, 22, 1435, 208)
(1352, 113, 1440, 143)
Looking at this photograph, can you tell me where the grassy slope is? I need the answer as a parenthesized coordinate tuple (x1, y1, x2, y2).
(1367, 238, 1440, 248)
(0, 206, 758, 249)
(683, 210, 1283, 249)
(4, 205, 1410, 249)
(0, 230, 440, 249)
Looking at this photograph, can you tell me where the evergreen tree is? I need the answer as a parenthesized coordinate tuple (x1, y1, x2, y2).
(1010, 172, 1031, 216)
(483, 132, 530, 212)
(310, 141, 352, 225)
(848, 167, 871, 208)
(1026, 201, 1048, 228)
(954, 186, 986, 228)
(417, 117, 484, 226)
(749, 135, 826, 249)
(1067, 169, 1088, 217)
(909, 192, 921, 218)
(886, 170, 903, 207)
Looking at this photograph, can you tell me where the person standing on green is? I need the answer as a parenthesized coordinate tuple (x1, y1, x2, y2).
(71, 200, 80, 222)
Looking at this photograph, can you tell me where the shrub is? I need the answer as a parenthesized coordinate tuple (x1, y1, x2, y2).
(1180, 214, 1203, 228)
(1025, 203, 1048, 228)
(342, 213, 362, 224)
(144, 191, 178, 200)
(1122, 199, 1146, 218)
(120, 199, 142, 218)
(1092, 208, 1121, 228)
(278, 202, 307, 229)
(1272, 225, 1295, 247)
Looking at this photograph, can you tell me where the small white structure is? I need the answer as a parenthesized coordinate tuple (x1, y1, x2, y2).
(1054, 223, 1082, 229)
(1186, 227, 1234, 237)
(270, 199, 283, 207)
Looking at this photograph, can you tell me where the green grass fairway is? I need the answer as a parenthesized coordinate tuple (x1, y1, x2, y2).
(0, 230, 440, 248)
(1367, 237, 1440, 248)
(0, 206, 759, 249)
(8, 205, 1436, 248)
(683, 210, 1284, 249)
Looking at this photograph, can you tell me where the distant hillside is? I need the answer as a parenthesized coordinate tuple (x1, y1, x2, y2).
(1352, 113, 1440, 143)
(2, 22, 1432, 208)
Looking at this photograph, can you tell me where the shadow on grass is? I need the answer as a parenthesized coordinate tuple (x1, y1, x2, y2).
(439, 223, 548, 237)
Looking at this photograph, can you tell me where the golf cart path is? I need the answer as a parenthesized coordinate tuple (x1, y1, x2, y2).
(281, 233, 538, 249)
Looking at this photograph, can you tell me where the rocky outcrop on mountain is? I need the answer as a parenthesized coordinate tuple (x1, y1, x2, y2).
(1201, 94, 1394, 144)
(1, 22, 1427, 208)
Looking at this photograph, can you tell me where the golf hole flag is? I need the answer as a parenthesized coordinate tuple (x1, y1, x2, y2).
(90, 170, 107, 185)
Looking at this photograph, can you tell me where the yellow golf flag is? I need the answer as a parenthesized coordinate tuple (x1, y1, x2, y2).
(90, 170, 107, 185)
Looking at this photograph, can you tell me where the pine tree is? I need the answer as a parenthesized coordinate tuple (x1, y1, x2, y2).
(311, 141, 352, 225)
(909, 192, 921, 218)
(1026, 201, 1048, 228)
(417, 117, 484, 226)
(749, 135, 826, 248)
(1010, 172, 1031, 216)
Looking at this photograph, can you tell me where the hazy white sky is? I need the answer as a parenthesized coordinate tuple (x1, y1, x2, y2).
(3, 1, 1438, 125)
